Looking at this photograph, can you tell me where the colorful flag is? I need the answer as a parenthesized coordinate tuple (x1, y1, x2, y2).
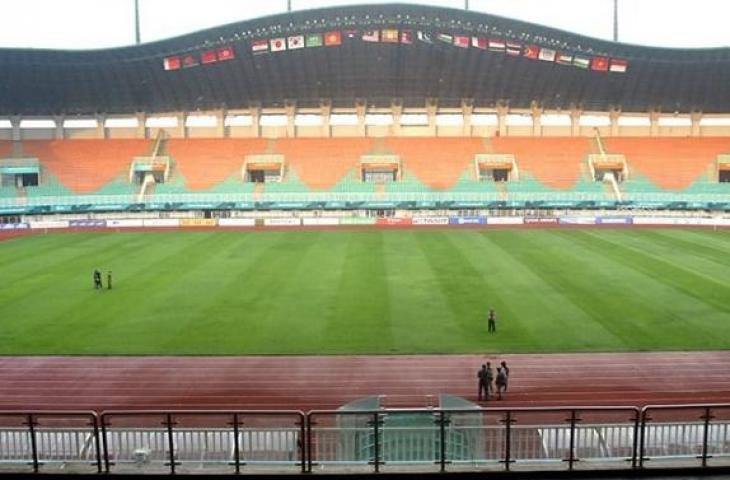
(305, 33, 323, 47)
(573, 55, 590, 69)
(287, 35, 305, 50)
(592, 56, 609, 71)
(381, 29, 399, 43)
(163, 56, 181, 71)
(506, 42, 522, 56)
(182, 54, 199, 68)
(400, 30, 413, 44)
(609, 58, 628, 73)
(201, 50, 218, 64)
(251, 39, 269, 54)
(344, 30, 359, 39)
(556, 52, 573, 65)
(362, 30, 379, 42)
(454, 35, 469, 48)
(524, 44, 539, 59)
(417, 31, 433, 43)
(471, 37, 487, 49)
(488, 38, 506, 51)
(538, 48, 556, 62)
(324, 31, 342, 46)
(437, 33, 453, 44)
(216, 46, 235, 61)
(270, 38, 286, 52)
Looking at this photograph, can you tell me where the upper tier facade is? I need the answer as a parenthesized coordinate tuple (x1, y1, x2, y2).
(1, 3, 730, 115)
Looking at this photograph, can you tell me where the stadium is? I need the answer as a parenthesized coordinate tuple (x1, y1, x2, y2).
(0, 1, 729, 477)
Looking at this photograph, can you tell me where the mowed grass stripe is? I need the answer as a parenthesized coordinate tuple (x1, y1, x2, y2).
(550, 229, 729, 350)
(1, 229, 729, 355)
(582, 230, 730, 313)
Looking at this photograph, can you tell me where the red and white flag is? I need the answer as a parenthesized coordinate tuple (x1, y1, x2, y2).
(201, 50, 217, 64)
(471, 37, 487, 49)
(251, 39, 269, 54)
(270, 38, 287, 52)
(163, 56, 181, 71)
(453, 35, 469, 48)
(287, 35, 304, 50)
(400, 30, 413, 44)
(381, 29, 399, 43)
(592, 56, 609, 71)
(216, 46, 235, 61)
(609, 58, 628, 73)
(506, 42, 522, 56)
(488, 38, 506, 51)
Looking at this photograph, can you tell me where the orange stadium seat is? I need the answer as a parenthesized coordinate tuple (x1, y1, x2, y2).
(166, 138, 269, 190)
(603, 137, 728, 190)
(491, 137, 592, 189)
(384, 138, 485, 190)
(23, 139, 151, 193)
(274, 138, 374, 190)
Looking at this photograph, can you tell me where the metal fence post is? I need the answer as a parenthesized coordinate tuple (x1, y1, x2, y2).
(298, 413, 306, 474)
(630, 408, 640, 469)
(232, 413, 241, 474)
(638, 408, 649, 468)
(501, 410, 513, 471)
(700, 406, 713, 468)
(100, 414, 111, 473)
(164, 413, 177, 474)
(565, 409, 579, 470)
(306, 413, 314, 473)
(90, 414, 102, 474)
(372, 412, 381, 473)
(438, 410, 447, 472)
(26, 414, 39, 473)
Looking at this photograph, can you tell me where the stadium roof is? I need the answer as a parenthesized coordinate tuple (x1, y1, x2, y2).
(1, 3, 730, 116)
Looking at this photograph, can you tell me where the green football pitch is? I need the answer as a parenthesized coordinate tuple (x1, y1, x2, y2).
(1, 228, 729, 355)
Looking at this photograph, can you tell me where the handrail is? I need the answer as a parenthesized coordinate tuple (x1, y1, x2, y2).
(0, 404, 727, 474)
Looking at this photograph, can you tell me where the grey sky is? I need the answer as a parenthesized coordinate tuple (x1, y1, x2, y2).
(0, 0, 728, 50)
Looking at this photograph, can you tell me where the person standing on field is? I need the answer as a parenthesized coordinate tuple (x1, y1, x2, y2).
(93, 269, 102, 290)
(107, 271, 112, 290)
(488, 308, 496, 333)
(500, 361, 510, 391)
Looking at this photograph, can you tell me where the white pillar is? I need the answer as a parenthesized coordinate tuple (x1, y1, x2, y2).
(10, 116, 21, 141)
(96, 114, 107, 139)
(649, 111, 659, 137)
(320, 102, 332, 138)
(285, 103, 296, 138)
(391, 102, 402, 136)
(531, 103, 542, 137)
(250, 106, 261, 138)
(356, 101, 367, 137)
(570, 109, 581, 137)
(54, 115, 64, 139)
(691, 112, 702, 137)
(496, 105, 508, 137)
(461, 100, 473, 137)
(426, 100, 438, 137)
(177, 112, 187, 138)
(609, 109, 620, 137)
(136, 113, 147, 139)
(215, 109, 226, 138)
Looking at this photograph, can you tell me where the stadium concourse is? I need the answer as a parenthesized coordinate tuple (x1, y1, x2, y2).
(1, 2, 730, 477)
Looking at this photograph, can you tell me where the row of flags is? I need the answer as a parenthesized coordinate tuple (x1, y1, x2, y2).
(248, 29, 629, 73)
(163, 45, 236, 71)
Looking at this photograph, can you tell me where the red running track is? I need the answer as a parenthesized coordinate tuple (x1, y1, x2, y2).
(0, 351, 729, 412)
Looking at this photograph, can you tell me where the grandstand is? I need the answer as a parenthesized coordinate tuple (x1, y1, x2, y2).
(1, 2, 730, 478)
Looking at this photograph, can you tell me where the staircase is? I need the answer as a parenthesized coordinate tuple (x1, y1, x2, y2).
(137, 173, 155, 202)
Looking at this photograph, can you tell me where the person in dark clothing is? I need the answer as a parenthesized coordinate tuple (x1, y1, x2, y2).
(477, 364, 489, 401)
(484, 362, 494, 399)
(93, 269, 102, 290)
(107, 271, 112, 290)
(500, 361, 510, 391)
(495, 367, 507, 400)
(488, 308, 496, 333)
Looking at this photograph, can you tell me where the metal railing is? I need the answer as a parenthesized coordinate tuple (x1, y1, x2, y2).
(0, 405, 728, 474)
